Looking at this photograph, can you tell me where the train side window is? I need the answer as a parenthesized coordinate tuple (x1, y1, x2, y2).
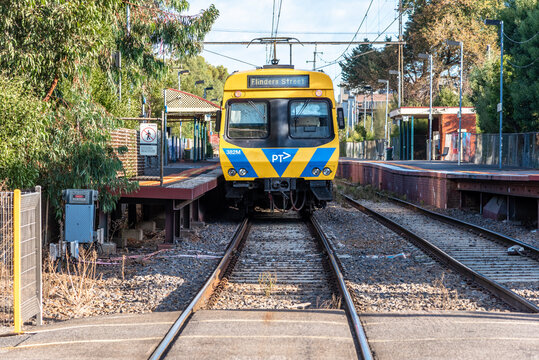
(227, 101, 269, 138)
(289, 100, 331, 139)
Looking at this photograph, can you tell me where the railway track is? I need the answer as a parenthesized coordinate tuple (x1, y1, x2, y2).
(149, 215, 372, 360)
(340, 191, 539, 313)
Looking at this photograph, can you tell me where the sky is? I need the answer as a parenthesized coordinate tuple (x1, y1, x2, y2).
(183, 0, 404, 97)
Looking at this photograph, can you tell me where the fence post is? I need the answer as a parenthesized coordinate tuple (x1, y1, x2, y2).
(13, 189, 22, 334)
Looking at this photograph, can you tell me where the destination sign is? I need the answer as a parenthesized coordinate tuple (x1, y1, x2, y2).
(247, 75, 309, 88)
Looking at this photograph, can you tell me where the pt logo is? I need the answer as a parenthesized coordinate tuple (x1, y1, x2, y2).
(271, 152, 292, 163)
(263, 148, 298, 177)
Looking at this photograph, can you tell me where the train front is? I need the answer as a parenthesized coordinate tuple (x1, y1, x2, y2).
(218, 66, 344, 213)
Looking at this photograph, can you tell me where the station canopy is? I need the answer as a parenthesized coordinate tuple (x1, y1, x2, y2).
(389, 106, 476, 119)
(165, 88, 221, 121)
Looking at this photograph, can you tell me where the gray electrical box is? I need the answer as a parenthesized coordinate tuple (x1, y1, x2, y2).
(62, 189, 98, 243)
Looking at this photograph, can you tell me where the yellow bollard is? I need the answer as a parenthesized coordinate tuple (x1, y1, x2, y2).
(13, 189, 22, 334)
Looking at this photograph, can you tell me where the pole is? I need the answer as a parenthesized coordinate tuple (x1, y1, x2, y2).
(290, 44, 293, 65)
(458, 41, 463, 166)
(499, 21, 504, 169)
(13, 189, 21, 334)
(126, 4, 130, 36)
(163, 89, 168, 166)
(370, 90, 374, 134)
(398, 0, 403, 107)
(411, 116, 414, 160)
(160, 112, 164, 185)
(363, 95, 367, 128)
(428, 54, 433, 160)
(178, 71, 181, 90)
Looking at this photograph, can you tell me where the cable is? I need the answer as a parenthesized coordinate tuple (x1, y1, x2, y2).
(202, 48, 258, 67)
(503, 31, 539, 44)
(211, 29, 398, 36)
(507, 57, 538, 69)
(329, 0, 375, 64)
(274, 0, 283, 37)
(315, 10, 405, 71)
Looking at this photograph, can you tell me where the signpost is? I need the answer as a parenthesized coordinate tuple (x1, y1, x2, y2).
(140, 123, 158, 157)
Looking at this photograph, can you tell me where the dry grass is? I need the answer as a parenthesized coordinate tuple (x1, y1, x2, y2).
(319, 293, 342, 309)
(258, 272, 277, 297)
(44, 248, 101, 317)
(432, 273, 460, 309)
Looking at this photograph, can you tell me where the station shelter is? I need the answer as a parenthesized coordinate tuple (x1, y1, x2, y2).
(389, 107, 477, 160)
(164, 88, 221, 163)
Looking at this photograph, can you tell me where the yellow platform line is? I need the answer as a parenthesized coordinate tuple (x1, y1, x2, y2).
(140, 164, 219, 187)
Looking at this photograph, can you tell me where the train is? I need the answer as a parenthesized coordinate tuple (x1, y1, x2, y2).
(216, 65, 344, 213)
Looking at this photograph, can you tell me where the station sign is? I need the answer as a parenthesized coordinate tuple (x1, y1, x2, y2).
(247, 75, 309, 89)
(140, 123, 158, 145)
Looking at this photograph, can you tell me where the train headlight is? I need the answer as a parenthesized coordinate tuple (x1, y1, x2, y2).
(311, 167, 321, 176)
(238, 168, 247, 176)
(322, 167, 332, 176)
(228, 168, 237, 176)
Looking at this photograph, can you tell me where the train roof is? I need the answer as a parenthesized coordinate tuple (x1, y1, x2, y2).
(224, 66, 334, 91)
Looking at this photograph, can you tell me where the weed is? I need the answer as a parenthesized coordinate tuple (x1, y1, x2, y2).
(432, 273, 459, 309)
(319, 293, 342, 309)
(258, 272, 277, 297)
(44, 248, 101, 317)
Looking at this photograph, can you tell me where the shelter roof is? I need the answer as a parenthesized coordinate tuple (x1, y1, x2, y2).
(389, 106, 476, 119)
(165, 89, 221, 120)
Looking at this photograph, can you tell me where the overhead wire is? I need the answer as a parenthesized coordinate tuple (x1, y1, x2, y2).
(507, 57, 538, 69)
(328, 0, 375, 64)
(503, 31, 539, 44)
(203, 48, 258, 67)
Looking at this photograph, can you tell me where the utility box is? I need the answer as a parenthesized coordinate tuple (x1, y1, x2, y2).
(62, 189, 98, 243)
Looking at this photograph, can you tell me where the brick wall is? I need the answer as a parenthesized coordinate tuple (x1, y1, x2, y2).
(337, 160, 459, 209)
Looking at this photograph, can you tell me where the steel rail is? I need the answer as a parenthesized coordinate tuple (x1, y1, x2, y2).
(309, 216, 373, 360)
(384, 195, 539, 257)
(341, 193, 539, 313)
(148, 218, 250, 360)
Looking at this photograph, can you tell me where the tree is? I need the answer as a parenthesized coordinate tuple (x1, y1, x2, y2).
(403, 0, 502, 105)
(501, 0, 539, 131)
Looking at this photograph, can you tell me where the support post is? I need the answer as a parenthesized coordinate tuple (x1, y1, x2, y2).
(160, 112, 164, 185)
(13, 189, 22, 334)
(410, 116, 414, 160)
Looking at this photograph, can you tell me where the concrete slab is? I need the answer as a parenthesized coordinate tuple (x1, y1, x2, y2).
(361, 311, 539, 360)
(167, 309, 357, 359)
(0, 312, 179, 360)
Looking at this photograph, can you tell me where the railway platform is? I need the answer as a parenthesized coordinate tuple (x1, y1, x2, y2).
(1, 310, 537, 359)
(338, 159, 539, 228)
(120, 160, 223, 243)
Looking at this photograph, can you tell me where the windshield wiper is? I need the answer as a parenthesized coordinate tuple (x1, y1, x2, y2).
(248, 100, 266, 121)
(293, 99, 311, 120)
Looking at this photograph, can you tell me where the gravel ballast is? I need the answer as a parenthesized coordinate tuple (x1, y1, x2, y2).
(315, 202, 510, 312)
(42, 220, 238, 323)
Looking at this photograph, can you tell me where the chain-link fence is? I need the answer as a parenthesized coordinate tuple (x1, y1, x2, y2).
(0, 188, 42, 334)
(0, 191, 14, 333)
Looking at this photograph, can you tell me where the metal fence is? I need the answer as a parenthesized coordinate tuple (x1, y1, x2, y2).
(0, 187, 42, 334)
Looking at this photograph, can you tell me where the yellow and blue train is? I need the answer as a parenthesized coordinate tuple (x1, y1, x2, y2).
(216, 65, 344, 213)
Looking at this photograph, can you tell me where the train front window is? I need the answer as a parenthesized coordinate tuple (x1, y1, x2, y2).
(289, 100, 331, 138)
(228, 101, 269, 138)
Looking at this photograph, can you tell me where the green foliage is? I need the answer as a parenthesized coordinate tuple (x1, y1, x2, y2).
(433, 86, 473, 107)
(0, 76, 50, 189)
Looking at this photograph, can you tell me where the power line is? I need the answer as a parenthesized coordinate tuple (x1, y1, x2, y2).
(275, 0, 283, 36)
(202, 48, 258, 67)
(329, 0, 375, 64)
(503, 31, 539, 44)
(211, 29, 399, 36)
(508, 57, 538, 68)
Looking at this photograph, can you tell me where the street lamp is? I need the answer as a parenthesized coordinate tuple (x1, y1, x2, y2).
(178, 69, 189, 91)
(203, 86, 213, 99)
(363, 85, 372, 130)
(446, 39, 463, 165)
(378, 79, 390, 147)
(389, 70, 401, 108)
(485, 19, 504, 169)
(418, 53, 433, 160)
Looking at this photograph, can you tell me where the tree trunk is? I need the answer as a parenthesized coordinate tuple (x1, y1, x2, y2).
(43, 75, 59, 102)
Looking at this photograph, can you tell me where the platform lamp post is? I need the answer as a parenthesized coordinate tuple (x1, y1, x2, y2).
(378, 79, 389, 148)
(485, 19, 504, 169)
(418, 53, 433, 160)
(446, 40, 463, 166)
(178, 69, 189, 91)
(388, 70, 401, 108)
(363, 85, 371, 131)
